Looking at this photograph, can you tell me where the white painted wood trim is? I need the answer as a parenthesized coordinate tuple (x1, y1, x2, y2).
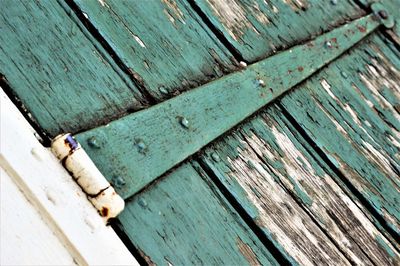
(0, 88, 138, 266)
(1, 167, 78, 265)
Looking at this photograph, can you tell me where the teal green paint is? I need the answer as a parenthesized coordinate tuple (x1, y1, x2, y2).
(72, 0, 236, 99)
(118, 163, 278, 265)
(193, 0, 363, 62)
(76, 14, 381, 199)
(280, 33, 400, 236)
(201, 103, 400, 265)
(287, 174, 313, 207)
(0, 0, 144, 137)
(201, 108, 352, 264)
(376, 236, 396, 258)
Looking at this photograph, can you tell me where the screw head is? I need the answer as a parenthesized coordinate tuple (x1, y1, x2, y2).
(87, 136, 101, 149)
(112, 176, 126, 189)
(325, 41, 332, 48)
(378, 10, 388, 19)
(179, 117, 190, 128)
(138, 197, 148, 208)
(136, 140, 147, 153)
(211, 153, 221, 162)
(257, 79, 266, 87)
(159, 86, 168, 95)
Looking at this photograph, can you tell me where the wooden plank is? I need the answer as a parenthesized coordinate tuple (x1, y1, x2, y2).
(71, 0, 236, 99)
(192, 0, 363, 62)
(76, 14, 382, 199)
(0, 88, 138, 266)
(280, 33, 400, 236)
(1, 167, 77, 266)
(0, 0, 145, 137)
(118, 163, 279, 265)
(201, 105, 399, 265)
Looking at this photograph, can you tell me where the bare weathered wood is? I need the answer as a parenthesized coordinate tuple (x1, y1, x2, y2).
(280, 33, 400, 236)
(76, 14, 381, 199)
(118, 163, 278, 265)
(0, 0, 146, 137)
(71, 0, 237, 99)
(192, 0, 363, 61)
(201, 104, 399, 265)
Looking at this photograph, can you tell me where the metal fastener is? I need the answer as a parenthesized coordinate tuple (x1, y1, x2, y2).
(257, 79, 266, 87)
(211, 153, 221, 162)
(325, 41, 332, 48)
(87, 136, 101, 149)
(66, 135, 79, 150)
(330, 0, 338, 5)
(378, 10, 388, 19)
(159, 86, 168, 95)
(136, 141, 147, 153)
(112, 176, 126, 189)
(180, 117, 190, 128)
(138, 197, 148, 208)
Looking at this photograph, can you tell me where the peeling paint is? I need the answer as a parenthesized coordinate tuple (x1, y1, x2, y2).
(237, 238, 262, 266)
(206, 0, 265, 41)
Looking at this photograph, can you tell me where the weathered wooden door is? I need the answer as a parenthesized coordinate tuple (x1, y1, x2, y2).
(1, 0, 399, 264)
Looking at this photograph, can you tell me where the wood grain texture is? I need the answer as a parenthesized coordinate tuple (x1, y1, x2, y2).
(192, 0, 363, 62)
(0, 88, 138, 266)
(280, 33, 400, 236)
(0, 0, 144, 137)
(118, 162, 278, 266)
(201, 105, 399, 265)
(76, 14, 381, 199)
(71, 0, 237, 100)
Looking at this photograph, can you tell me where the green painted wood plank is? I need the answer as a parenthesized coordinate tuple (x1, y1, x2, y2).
(192, 0, 363, 62)
(201, 105, 400, 265)
(118, 163, 279, 266)
(0, 0, 145, 137)
(71, 0, 237, 100)
(76, 14, 382, 199)
(280, 33, 400, 236)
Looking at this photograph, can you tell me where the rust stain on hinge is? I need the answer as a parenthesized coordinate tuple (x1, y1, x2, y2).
(51, 134, 124, 221)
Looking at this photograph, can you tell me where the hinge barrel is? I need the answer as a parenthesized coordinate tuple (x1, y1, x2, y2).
(51, 134, 124, 220)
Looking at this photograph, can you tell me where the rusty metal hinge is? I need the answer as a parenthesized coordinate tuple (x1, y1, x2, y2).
(51, 134, 124, 221)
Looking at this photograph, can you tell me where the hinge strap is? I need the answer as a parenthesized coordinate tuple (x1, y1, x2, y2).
(51, 134, 124, 220)
(75, 10, 389, 199)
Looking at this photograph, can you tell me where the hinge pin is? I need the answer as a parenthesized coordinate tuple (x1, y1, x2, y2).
(378, 10, 388, 19)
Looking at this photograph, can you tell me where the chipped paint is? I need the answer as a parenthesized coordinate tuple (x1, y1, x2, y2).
(224, 139, 350, 265)
(236, 238, 262, 266)
(203, 105, 400, 264)
(282, 0, 309, 11)
(206, 0, 265, 41)
(280, 33, 400, 237)
(51, 134, 124, 221)
(162, 0, 186, 23)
